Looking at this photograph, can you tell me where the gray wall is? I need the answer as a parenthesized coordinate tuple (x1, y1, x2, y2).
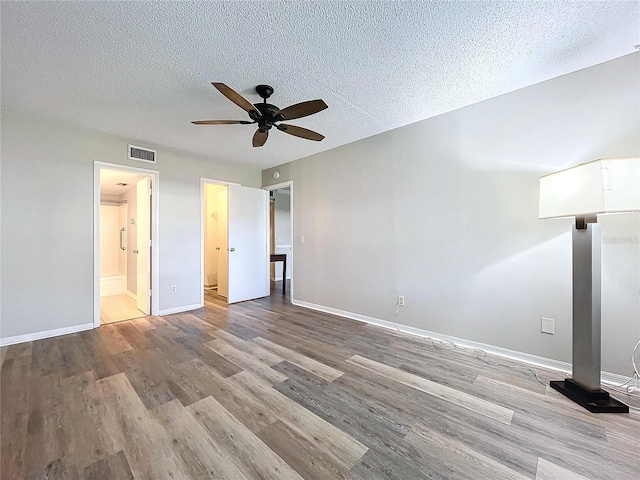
(1, 112, 260, 339)
(263, 53, 640, 376)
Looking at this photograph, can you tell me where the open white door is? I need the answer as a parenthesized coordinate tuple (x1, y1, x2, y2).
(136, 176, 151, 314)
(227, 184, 269, 303)
(217, 189, 229, 298)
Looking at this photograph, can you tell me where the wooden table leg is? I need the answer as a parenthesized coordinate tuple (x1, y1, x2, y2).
(282, 256, 286, 294)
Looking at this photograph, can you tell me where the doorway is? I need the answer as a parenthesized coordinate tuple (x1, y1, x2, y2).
(203, 183, 229, 297)
(265, 181, 293, 300)
(201, 179, 269, 305)
(94, 163, 159, 327)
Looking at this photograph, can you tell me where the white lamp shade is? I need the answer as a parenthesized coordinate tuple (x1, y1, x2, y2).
(539, 157, 640, 219)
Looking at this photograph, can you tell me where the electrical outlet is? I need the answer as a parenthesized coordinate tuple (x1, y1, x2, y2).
(171, 285, 177, 294)
(300, 235, 305, 244)
(398, 296, 405, 307)
(541, 317, 554, 334)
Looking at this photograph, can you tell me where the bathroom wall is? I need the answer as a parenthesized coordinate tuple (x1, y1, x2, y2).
(99, 204, 126, 277)
(204, 184, 226, 287)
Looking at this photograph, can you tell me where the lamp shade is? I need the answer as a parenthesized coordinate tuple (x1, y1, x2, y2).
(539, 157, 640, 219)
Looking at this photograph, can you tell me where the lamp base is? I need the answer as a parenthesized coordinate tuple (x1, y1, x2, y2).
(550, 378, 628, 413)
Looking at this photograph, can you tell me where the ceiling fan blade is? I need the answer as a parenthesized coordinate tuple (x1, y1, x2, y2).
(191, 120, 253, 125)
(212, 82, 261, 117)
(275, 99, 328, 121)
(253, 129, 269, 147)
(277, 124, 325, 142)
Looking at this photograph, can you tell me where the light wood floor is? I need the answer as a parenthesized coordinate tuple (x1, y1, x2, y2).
(1, 284, 638, 479)
(100, 294, 146, 324)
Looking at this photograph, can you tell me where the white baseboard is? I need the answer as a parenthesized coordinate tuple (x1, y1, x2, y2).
(157, 303, 203, 316)
(291, 299, 631, 386)
(126, 290, 137, 301)
(0, 322, 94, 347)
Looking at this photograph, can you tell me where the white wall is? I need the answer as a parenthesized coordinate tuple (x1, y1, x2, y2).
(263, 53, 640, 376)
(1, 112, 260, 340)
(274, 190, 292, 280)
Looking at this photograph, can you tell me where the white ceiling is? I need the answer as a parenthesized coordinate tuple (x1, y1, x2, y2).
(100, 169, 146, 196)
(2, 1, 638, 170)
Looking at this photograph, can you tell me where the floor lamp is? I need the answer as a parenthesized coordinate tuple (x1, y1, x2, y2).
(539, 157, 639, 413)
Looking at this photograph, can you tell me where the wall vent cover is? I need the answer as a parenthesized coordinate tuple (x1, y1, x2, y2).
(128, 145, 156, 163)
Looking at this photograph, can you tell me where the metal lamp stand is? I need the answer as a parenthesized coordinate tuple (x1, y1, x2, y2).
(549, 218, 629, 413)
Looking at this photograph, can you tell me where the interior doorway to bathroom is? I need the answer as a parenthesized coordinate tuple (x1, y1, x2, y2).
(94, 163, 158, 326)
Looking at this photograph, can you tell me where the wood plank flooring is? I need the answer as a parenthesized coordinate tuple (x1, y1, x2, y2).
(1, 286, 639, 479)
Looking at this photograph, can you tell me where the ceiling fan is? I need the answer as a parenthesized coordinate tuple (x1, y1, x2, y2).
(192, 83, 328, 147)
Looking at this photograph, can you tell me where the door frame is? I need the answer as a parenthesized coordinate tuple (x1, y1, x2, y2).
(263, 181, 294, 300)
(94, 162, 160, 327)
(199, 177, 240, 307)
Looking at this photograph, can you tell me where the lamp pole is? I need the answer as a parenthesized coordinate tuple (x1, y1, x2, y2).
(549, 219, 628, 412)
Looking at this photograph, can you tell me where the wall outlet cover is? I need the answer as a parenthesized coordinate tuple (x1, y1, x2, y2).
(541, 317, 554, 335)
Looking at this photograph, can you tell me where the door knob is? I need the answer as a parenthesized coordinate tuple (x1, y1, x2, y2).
(215, 247, 220, 251)
(229, 247, 235, 252)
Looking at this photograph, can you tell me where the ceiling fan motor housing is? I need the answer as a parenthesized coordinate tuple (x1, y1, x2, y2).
(252, 103, 284, 130)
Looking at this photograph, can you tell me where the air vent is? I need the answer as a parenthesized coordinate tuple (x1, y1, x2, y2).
(128, 145, 156, 164)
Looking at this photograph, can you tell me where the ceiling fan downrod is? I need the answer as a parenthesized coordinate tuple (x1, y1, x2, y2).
(255, 84, 273, 102)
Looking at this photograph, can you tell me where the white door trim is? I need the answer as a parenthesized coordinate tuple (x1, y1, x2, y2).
(264, 181, 294, 300)
(200, 178, 241, 308)
(94, 162, 160, 327)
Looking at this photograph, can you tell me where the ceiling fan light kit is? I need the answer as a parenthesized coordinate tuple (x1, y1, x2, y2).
(192, 83, 328, 147)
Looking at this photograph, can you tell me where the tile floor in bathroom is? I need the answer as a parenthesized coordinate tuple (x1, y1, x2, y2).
(100, 294, 146, 324)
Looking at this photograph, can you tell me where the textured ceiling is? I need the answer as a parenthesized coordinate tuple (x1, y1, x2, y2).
(1, 1, 638, 170)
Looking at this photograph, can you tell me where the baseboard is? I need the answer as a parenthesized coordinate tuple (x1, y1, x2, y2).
(0, 322, 94, 347)
(1, 301, 204, 345)
(157, 303, 203, 316)
(126, 290, 137, 301)
(291, 299, 631, 386)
